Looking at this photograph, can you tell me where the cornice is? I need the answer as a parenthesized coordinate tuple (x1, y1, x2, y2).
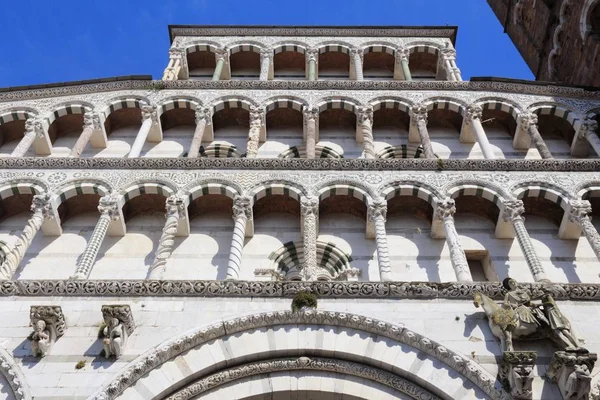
(0, 157, 599, 172)
(1, 79, 599, 103)
(2, 280, 599, 301)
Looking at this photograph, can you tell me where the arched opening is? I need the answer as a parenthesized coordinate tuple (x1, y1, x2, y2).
(318, 47, 350, 80)
(0, 192, 34, 277)
(211, 104, 250, 157)
(363, 48, 395, 80)
(408, 48, 438, 80)
(100, 104, 142, 157)
(229, 49, 260, 80)
(47, 112, 84, 157)
(146, 105, 195, 157)
(372, 102, 411, 156)
(263, 105, 303, 158)
(427, 105, 466, 159)
(591, 2, 600, 38)
(166, 193, 233, 280)
(479, 103, 524, 159)
(0, 119, 29, 156)
(273, 48, 305, 80)
(535, 112, 576, 159)
(318, 105, 358, 158)
(186, 47, 216, 80)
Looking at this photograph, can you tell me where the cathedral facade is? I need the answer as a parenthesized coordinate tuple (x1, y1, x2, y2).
(0, 25, 599, 399)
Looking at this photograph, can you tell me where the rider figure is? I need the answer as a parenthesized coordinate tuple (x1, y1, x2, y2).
(502, 278, 548, 327)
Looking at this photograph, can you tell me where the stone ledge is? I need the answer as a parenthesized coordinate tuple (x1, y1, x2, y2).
(1, 280, 599, 300)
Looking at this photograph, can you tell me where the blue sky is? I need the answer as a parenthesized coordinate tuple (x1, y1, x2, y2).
(0, 0, 533, 87)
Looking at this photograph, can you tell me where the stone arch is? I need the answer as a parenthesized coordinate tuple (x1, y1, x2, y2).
(380, 180, 440, 208)
(279, 144, 343, 159)
(46, 102, 93, 126)
(52, 179, 112, 208)
(156, 97, 202, 118)
(528, 102, 582, 131)
(248, 180, 306, 204)
(0, 179, 46, 200)
(405, 41, 443, 56)
(0, 108, 38, 126)
(272, 41, 308, 55)
(184, 41, 220, 55)
(227, 42, 265, 55)
(316, 41, 353, 55)
(263, 96, 307, 113)
(580, 0, 600, 40)
(376, 144, 424, 159)
(316, 181, 373, 205)
(185, 179, 241, 203)
(0, 346, 32, 400)
(406, 42, 443, 79)
(102, 96, 150, 121)
(210, 96, 256, 116)
(576, 182, 600, 200)
(361, 42, 398, 56)
(89, 310, 505, 400)
(315, 97, 360, 115)
(586, 108, 600, 120)
(0, 108, 39, 151)
(200, 142, 241, 158)
(370, 96, 413, 114)
(475, 97, 522, 122)
(445, 181, 509, 208)
(119, 181, 176, 207)
(423, 97, 467, 117)
(512, 182, 570, 210)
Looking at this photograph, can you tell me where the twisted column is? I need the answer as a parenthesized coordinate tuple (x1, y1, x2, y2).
(226, 195, 252, 280)
(128, 106, 157, 158)
(246, 107, 264, 158)
(306, 48, 318, 81)
(466, 105, 495, 159)
(0, 194, 52, 279)
(568, 200, 600, 262)
(351, 48, 364, 80)
(300, 196, 319, 281)
(259, 49, 272, 81)
(434, 198, 472, 282)
(188, 108, 211, 158)
(396, 48, 412, 81)
(148, 196, 186, 279)
(579, 119, 600, 157)
(358, 107, 375, 159)
(212, 49, 228, 81)
(521, 113, 553, 159)
(303, 108, 318, 159)
(162, 48, 186, 80)
(11, 119, 44, 157)
(368, 198, 392, 281)
(502, 200, 549, 282)
(69, 112, 100, 158)
(71, 195, 120, 279)
(411, 104, 435, 158)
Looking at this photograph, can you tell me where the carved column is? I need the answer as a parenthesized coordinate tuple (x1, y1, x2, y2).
(521, 113, 553, 159)
(128, 106, 157, 158)
(466, 105, 496, 159)
(212, 49, 228, 81)
(579, 119, 600, 157)
(188, 108, 211, 158)
(306, 48, 318, 81)
(358, 107, 375, 159)
(162, 48, 186, 81)
(411, 104, 435, 158)
(71, 195, 120, 279)
(434, 199, 472, 282)
(10, 119, 44, 157)
(246, 107, 264, 158)
(226, 195, 252, 280)
(303, 108, 318, 159)
(351, 48, 364, 80)
(148, 196, 186, 280)
(259, 49, 272, 81)
(502, 200, 548, 282)
(368, 199, 392, 281)
(69, 112, 100, 157)
(396, 48, 412, 81)
(0, 194, 52, 280)
(300, 196, 318, 281)
(568, 200, 600, 262)
(440, 47, 462, 81)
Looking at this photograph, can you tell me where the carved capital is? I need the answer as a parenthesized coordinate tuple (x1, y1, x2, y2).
(260, 48, 273, 61)
(568, 200, 592, 225)
(358, 107, 373, 124)
(501, 351, 537, 400)
(306, 48, 318, 63)
(466, 105, 483, 122)
(368, 198, 387, 222)
(165, 195, 186, 219)
(83, 112, 101, 131)
(502, 200, 525, 223)
(31, 194, 52, 219)
(300, 196, 319, 217)
(520, 113, 538, 130)
(24, 118, 44, 138)
(141, 105, 158, 124)
(195, 107, 212, 125)
(249, 107, 265, 127)
(578, 119, 599, 140)
(98, 195, 120, 221)
(215, 48, 229, 63)
(395, 47, 410, 62)
(168, 47, 185, 60)
(232, 195, 252, 220)
(547, 351, 597, 400)
(350, 48, 363, 58)
(441, 48, 457, 60)
(411, 104, 428, 125)
(433, 198, 456, 221)
(101, 304, 135, 336)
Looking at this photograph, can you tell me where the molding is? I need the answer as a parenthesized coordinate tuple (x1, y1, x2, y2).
(1, 79, 600, 103)
(2, 280, 600, 301)
(0, 346, 31, 400)
(164, 357, 442, 400)
(1, 157, 600, 172)
(89, 309, 509, 400)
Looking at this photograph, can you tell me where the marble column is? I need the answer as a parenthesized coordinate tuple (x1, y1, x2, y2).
(440, 47, 461, 81)
(578, 119, 600, 157)
(368, 198, 392, 281)
(521, 113, 553, 159)
(396, 48, 412, 81)
(300, 196, 319, 281)
(212, 49, 228, 81)
(358, 107, 375, 159)
(411, 104, 435, 159)
(148, 196, 186, 279)
(0, 194, 52, 280)
(502, 200, 549, 282)
(568, 200, 600, 262)
(303, 108, 319, 159)
(128, 106, 157, 158)
(10, 119, 44, 157)
(351, 48, 364, 81)
(69, 113, 101, 158)
(466, 105, 496, 159)
(71, 195, 120, 279)
(434, 198, 472, 282)
(226, 195, 252, 280)
(306, 48, 318, 81)
(188, 108, 211, 158)
(161, 48, 187, 81)
(259, 49, 272, 81)
(246, 107, 264, 158)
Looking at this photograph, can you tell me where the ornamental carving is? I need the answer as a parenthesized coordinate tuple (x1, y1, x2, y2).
(28, 306, 66, 357)
(0, 347, 30, 400)
(101, 305, 135, 359)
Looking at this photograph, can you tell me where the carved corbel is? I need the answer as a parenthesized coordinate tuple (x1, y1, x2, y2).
(28, 306, 66, 357)
(499, 351, 536, 400)
(100, 305, 135, 359)
(547, 351, 597, 400)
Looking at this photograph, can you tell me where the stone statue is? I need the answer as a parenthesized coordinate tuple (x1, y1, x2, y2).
(547, 352, 596, 400)
(102, 318, 125, 358)
(540, 293, 583, 352)
(564, 363, 592, 400)
(511, 363, 534, 399)
(29, 320, 51, 357)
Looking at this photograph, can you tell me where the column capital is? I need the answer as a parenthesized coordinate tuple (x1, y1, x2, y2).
(303, 107, 319, 121)
(350, 48, 364, 58)
(260, 48, 273, 61)
(465, 105, 483, 125)
(502, 200, 526, 222)
(168, 47, 186, 59)
(195, 107, 212, 125)
(578, 119, 599, 140)
(232, 195, 252, 220)
(568, 200, 592, 225)
(25, 118, 45, 138)
(520, 112, 539, 130)
(306, 48, 319, 64)
(368, 198, 387, 222)
(141, 105, 158, 124)
(301, 196, 319, 216)
(249, 107, 265, 127)
(434, 198, 456, 221)
(396, 47, 410, 62)
(358, 107, 373, 124)
(441, 47, 457, 60)
(31, 193, 53, 219)
(98, 195, 120, 220)
(83, 112, 101, 131)
(165, 195, 186, 218)
(215, 48, 229, 63)
(411, 104, 428, 125)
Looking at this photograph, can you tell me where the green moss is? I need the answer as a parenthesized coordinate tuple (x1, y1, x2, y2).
(75, 360, 86, 370)
(291, 292, 318, 312)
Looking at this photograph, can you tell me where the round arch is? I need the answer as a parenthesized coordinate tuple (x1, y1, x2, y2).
(511, 182, 570, 211)
(46, 102, 93, 126)
(379, 180, 442, 208)
(119, 181, 176, 207)
(184, 179, 242, 204)
(52, 179, 112, 208)
(184, 42, 220, 55)
(580, 0, 600, 40)
(272, 41, 308, 55)
(279, 144, 343, 159)
(370, 96, 413, 114)
(316, 181, 374, 205)
(315, 97, 361, 115)
(316, 41, 353, 55)
(0, 108, 38, 126)
(445, 181, 509, 209)
(423, 97, 467, 117)
(227, 42, 265, 55)
(0, 346, 31, 400)
(362, 42, 398, 56)
(89, 310, 506, 400)
(157, 97, 202, 118)
(0, 179, 46, 200)
(576, 181, 600, 200)
(102, 96, 150, 121)
(210, 96, 257, 116)
(263, 96, 307, 113)
(405, 41, 443, 56)
(528, 102, 582, 131)
(248, 180, 307, 204)
(475, 97, 522, 123)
